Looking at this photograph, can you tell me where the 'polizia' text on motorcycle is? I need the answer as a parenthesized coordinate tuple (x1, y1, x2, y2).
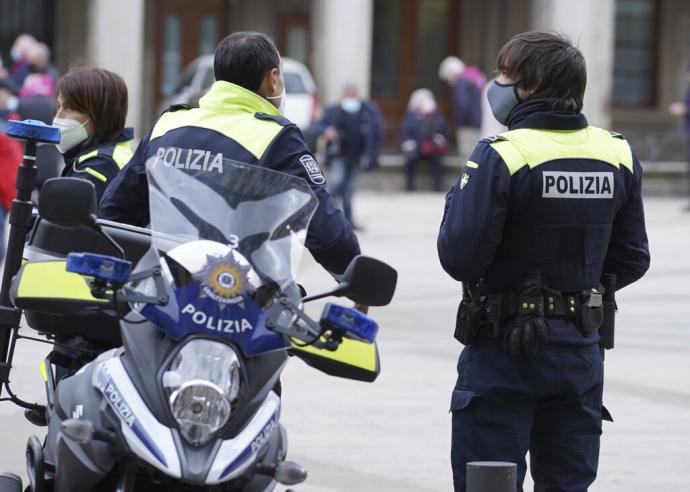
(0, 121, 397, 492)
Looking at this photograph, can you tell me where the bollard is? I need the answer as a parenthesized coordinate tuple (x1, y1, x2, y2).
(0, 119, 60, 397)
(467, 461, 517, 492)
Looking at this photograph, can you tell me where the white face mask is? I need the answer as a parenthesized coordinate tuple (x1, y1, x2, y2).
(52, 116, 90, 154)
(265, 75, 287, 114)
(341, 98, 362, 113)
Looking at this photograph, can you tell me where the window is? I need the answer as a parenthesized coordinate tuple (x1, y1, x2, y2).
(612, 0, 658, 105)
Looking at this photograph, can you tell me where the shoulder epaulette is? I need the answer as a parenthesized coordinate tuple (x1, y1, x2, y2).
(254, 112, 293, 127)
(167, 103, 191, 113)
(609, 131, 626, 140)
(481, 134, 507, 144)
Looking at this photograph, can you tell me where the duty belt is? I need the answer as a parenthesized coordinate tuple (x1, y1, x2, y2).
(484, 290, 582, 321)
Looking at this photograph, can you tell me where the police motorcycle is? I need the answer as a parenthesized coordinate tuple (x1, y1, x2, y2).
(0, 121, 397, 492)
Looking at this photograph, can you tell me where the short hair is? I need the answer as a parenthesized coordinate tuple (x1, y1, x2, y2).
(214, 32, 281, 92)
(497, 31, 586, 112)
(56, 67, 128, 146)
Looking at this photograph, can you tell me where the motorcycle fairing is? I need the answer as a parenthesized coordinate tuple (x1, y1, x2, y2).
(139, 282, 287, 358)
(92, 358, 182, 478)
(92, 355, 284, 485)
(205, 391, 280, 484)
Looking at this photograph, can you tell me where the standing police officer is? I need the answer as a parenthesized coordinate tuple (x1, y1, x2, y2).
(100, 32, 360, 277)
(437, 32, 650, 492)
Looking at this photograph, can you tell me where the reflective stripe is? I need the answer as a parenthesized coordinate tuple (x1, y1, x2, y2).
(465, 161, 479, 169)
(85, 167, 108, 182)
(39, 360, 48, 382)
(151, 82, 284, 159)
(490, 127, 634, 175)
(77, 149, 98, 164)
(112, 140, 134, 169)
(292, 337, 378, 372)
(15, 261, 107, 302)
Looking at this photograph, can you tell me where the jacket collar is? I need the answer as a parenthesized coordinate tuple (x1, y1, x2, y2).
(63, 127, 135, 163)
(199, 81, 281, 116)
(507, 99, 588, 131)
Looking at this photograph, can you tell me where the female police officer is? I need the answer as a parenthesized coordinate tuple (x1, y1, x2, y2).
(53, 67, 133, 201)
(438, 31, 650, 492)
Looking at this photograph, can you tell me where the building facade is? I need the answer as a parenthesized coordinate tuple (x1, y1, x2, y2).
(2, 0, 688, 160)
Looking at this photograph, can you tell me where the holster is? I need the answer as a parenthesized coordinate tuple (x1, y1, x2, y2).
(575, 289, 604, 335)
(454, 283, 482, 345)
(599, 273, 617, 350)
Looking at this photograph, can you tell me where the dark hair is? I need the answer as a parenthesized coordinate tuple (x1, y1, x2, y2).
(497, 31, 586, 112)
(57, 67, 128, 146)
(214, 32, 280, 92)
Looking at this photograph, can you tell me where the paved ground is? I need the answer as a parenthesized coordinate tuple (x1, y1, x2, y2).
(0, 193, 688, 491)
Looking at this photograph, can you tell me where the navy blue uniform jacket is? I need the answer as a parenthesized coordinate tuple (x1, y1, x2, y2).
(99, 82, 359, 274)
(437, 101, 650, 344)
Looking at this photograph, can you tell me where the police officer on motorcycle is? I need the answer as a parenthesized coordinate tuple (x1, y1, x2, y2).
(437, 31, 650, 492)
(100, 32, 360, 277)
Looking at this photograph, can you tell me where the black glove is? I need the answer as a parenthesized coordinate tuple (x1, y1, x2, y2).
(503, 273, 550, 358)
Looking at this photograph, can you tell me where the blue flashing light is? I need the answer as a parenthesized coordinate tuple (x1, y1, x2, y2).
(66, 253, 132, 284)
(320, 303, 378, 343)
(5, 119, 60, 144)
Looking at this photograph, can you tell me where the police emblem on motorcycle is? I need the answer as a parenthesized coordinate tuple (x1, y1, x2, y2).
(197, 254, 252, 305)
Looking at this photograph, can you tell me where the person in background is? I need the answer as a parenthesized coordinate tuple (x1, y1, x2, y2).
(439, 56, 483, 161)
(480, 78, 507, 139)
(314, 82, 383, 229)
(668, 63, 690, 210)
(53, 67, 134, 201)
(0, 108, 24, 263)
(8, 34, 37, 86)
(0, 75, 59, 190)
(400, 88, 449, 192)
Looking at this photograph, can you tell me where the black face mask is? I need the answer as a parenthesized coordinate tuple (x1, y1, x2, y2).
(487, 80, 522, 125)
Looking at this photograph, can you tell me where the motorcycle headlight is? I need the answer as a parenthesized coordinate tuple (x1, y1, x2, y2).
(162, 339, 242, 446)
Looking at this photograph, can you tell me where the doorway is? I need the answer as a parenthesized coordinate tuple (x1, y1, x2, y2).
(153, 0, 228, 104)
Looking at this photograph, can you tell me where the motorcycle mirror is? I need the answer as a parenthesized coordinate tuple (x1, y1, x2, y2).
(302, 256, 398, 306)
(61, 418, 95, 444)
(274, 461, 307, 486)
(39, 178, 98, 228)
(337, 255, 397, 306)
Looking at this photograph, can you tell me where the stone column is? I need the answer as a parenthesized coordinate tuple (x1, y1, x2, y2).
(531, 0, 615, 128)
(310, 0, 374, 105)
(87, 0, 146, 132)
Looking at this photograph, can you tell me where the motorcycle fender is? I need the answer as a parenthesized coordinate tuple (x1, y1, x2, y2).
(290, 339, 380, 382)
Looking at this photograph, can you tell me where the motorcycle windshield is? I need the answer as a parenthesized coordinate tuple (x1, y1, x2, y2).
(135, 149, 318, 357)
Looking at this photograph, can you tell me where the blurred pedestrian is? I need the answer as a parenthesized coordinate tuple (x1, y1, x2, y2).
(668, 64, 690, 210)
(8, 34, 37, 86)
(4, 74, 59, 190)
(400, 88, 449, 192)
(315, 82, 383, 228)
(17, 43, 60, 96)
(439, 56, 482, 160)
(0, 111, 23, 262)
(53, 67, 134, 201)
(480, 78, 507, 138)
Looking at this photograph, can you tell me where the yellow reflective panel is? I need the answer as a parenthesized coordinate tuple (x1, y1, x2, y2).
(77, 149, 98, 164)
(38, 360, 48, 382)
(151, 82, 284, 160)
(113, 140, 134, 169)
(15, 261, 106, 302)
(291, 338, 380, 382)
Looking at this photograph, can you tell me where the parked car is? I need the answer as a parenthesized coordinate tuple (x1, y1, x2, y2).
(161, 56, 320, 129)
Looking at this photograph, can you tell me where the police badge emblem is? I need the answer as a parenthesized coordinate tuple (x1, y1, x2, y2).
(196, 253, 252, 306)
(460, 172, 470, 190)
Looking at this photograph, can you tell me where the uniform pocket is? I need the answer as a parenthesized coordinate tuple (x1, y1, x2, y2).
(450, 388, 479, 413)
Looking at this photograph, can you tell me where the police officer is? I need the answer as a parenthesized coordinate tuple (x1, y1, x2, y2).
(437, 32, 650, 492)
(100, 32, 360, 278)
(54, 67, 134, 201)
